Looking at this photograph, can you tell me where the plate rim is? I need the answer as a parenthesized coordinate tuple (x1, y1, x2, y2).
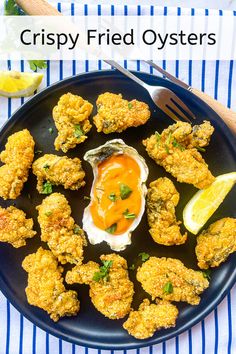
(0, 69, 235, 350)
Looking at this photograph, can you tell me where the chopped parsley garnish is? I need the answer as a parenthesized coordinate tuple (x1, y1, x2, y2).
(164, 144, 170, 154)
(129, 264, 135, 271)
(45, 211, 52, 217)
(172, 138, 185, 151)
(43, 164, 50, 170)
(120, 183, 132, 200)
(105, 223, 117, 234)
(48, 127, 53, 134)
(108, 193, 117, 202)
(42, 181, 53, 194)
(74, 226, 81, 234)
(155, 131, 162, 145)
(28, 60, 47, 72)
(84, 196, 91, 201)
(123, 209, 136, 219)
(196, 146, 206, 152)
(74, 124, 84, 139)
(128, 102, 133, 109)
(163, 281, 173, 294)
(202, 269, 211, 280)
(166, 132, 172, 145)
(138, 252, 150, 262)
(93, 260, 113, 282)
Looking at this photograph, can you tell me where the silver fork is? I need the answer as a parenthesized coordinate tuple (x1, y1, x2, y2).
(104, 60, 195, 123)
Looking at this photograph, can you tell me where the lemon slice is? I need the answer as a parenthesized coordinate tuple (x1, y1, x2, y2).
(183, 172, 236, 234)
(0, 71, 43, 98)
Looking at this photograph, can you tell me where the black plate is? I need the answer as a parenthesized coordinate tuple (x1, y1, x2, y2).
(0, 70, 235, 350)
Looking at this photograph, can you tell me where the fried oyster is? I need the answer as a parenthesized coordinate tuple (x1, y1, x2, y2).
(0, 206, 36, 248)
(143, 121, 215, 189)
(147, 177, 187, 245)
(196, 217, 236, 269)
(66, 254, 134, 320)
(123, 299, 178, 339)
(0, 129, 35, 199)
(52, 92, 93, 153)
(22, 247, 80, 322)
(32, 154, 85, 194)
(93, 92, 151, 134)
(37, 193, 86, 264)
(137, 257, 209, 305)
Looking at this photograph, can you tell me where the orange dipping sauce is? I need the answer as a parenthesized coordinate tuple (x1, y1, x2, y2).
(90, 154, 142, 235)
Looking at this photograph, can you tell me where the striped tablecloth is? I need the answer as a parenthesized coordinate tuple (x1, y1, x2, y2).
(0, 3, 236, 354)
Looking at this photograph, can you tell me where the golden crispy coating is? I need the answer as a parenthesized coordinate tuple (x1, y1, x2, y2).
(52, 92, 93, 153)
(22, 247, 80, 322)
(32, 154, 85, 193)
(93, 92, 151, 134)
(37, 193, 86, 264)
(196, 218, 236, 269)
(0, 129, 35, 199)
(0, 206, 36, 248)
(143, 121, 215, 189)
(123, 299, 178, 339)
(66, 254, 134, 319)
(147, 178, 187, 245)
(137, 257, 209, 305)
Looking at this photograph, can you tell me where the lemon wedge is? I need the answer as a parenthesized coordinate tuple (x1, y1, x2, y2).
(183, 172, 236, 234)
(0, 71, 43, 98)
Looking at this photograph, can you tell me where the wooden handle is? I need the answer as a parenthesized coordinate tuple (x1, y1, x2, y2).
(191, 88, 236, 135)
(15, 0, 61, 16)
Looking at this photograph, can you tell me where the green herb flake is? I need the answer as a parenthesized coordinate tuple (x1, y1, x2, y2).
(74, 226, 81, 234)
(123, 209, 136, 219)
(197, 146, 206, 152)
(155, 131, 162, 146)
(128, 102, 133, 109)
(105, 223, 117, 234)
(93, 260, 113, 282)
(120, 183, 132, 200)
(163, 281, 173, 294)
(4, 0, 23, 15)
(28, 60, 47, 72)
(48, 127, 53, 134)
(42, 181, 53, 195)
(108, 193, 117, 202)
(164, 144, 170, 154)
(45, 211, 52, 217)
(43, 164, 50, 170)
(172, 138, 185, 151)
(129, 264, 135, 271)
(166, 132, 172, 145)
(202, 269, 211, 280)
(138, 252, 150, 262)
(74, 124, 84, 139)
(84, 196, 91, 201)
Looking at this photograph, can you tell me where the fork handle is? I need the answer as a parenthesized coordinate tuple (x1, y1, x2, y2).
(190, 87, 236, 135)
(15, 0, 61, 15)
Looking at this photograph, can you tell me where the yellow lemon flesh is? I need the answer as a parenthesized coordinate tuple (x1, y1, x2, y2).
(0, 71, 43, 98)
(183, 172, 236, 234)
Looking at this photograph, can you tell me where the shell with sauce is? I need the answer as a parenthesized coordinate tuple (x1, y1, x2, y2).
(83, 139, 149, 251)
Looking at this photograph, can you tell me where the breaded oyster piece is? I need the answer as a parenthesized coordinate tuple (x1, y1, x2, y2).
(66, 254, 134, 319)
(0, 206, 36, 248)
(37, 193, 86, 264)
(93, 92, 151, 134)
(22, 247, 80, 322)
(196, 217, 236, 269)
(52, 92, 93, 153)
(143, 121, 215, 189)
(123, 299, 178, 339)
(0, 129, 35, 199)
(147, 177, 187, 245)
(137, 257, 209, 305)
(32, 154, 85, 194)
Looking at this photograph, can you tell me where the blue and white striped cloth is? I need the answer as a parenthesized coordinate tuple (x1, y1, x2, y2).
(0, 3, 236, 354)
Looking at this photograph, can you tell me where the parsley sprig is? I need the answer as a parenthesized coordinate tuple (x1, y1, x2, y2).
(93, 260, 113, 282)
(138, 252, 150, 262)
